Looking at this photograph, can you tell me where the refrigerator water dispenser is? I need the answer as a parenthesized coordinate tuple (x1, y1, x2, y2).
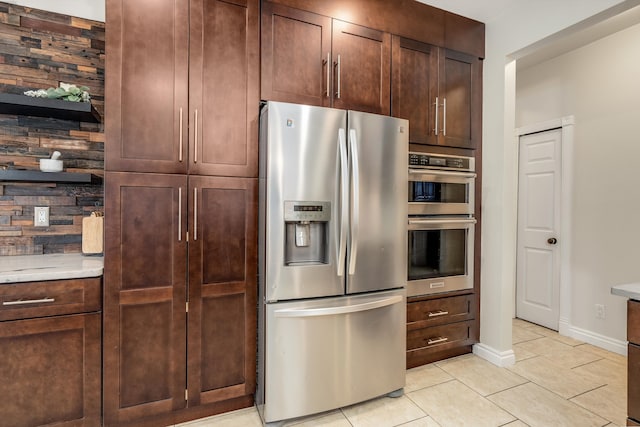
(284, 201, 330, 265)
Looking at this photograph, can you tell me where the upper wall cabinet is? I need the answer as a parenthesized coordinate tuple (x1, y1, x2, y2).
(261, 1, 391, 115)
(106, 0, 259, 177)
(392, 36, 481, 149)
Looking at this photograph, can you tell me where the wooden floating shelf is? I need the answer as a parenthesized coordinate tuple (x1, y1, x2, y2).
(0, 170, 102, 184)
(0, 93, 101, 123)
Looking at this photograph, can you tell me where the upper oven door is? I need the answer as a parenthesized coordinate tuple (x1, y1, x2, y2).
(408, 169, 476, 215)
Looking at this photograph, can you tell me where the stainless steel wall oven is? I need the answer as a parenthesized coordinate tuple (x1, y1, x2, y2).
(408, 152, 475, 215)
(407, 152, 476, 297)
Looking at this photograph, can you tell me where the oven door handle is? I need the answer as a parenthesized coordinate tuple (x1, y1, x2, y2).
(408, 218, 477, 226)
(409, 169, 477, 179)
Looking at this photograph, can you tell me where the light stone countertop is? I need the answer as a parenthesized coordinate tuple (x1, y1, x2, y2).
(611, 282, 640, 300)
(0, 253, 103, 284)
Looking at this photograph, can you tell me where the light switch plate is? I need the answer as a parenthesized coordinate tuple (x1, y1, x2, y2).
(34, 206, 49, 227)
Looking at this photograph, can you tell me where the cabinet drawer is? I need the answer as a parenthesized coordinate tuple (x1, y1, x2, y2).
(407, 294, 473, 327)
(407, 320, 474, 351)
(629, 300, 640, 343)
(630, 344, 640, 423)
(0, 277, 101, 321)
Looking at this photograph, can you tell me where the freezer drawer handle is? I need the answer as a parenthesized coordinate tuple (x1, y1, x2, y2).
(427, 310, 449, 317)
(274, 295, 402, 318)
(3, 297, 55, 306)
(427, 337, 448, 345)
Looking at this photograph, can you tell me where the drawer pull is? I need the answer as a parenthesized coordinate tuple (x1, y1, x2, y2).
(3, 297, 55, 306)
(427, 310, 449, 317)
(427, 337, 448, 345)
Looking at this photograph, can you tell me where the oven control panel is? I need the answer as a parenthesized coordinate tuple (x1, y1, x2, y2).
(408, 152, 474, 172)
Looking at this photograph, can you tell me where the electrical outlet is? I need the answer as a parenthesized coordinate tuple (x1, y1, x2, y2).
(34, 206, 49, 227)
(595, 304, 606, 319)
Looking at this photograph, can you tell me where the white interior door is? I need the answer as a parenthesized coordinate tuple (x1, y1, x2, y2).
(516, 129, 562, 330)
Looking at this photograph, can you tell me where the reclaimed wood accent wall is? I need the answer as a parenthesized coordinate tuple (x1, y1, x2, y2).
(0, 2, 105, 255)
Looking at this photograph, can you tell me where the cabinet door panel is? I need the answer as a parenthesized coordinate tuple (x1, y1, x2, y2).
(261, 2, 332, 106)
(391, 36, 438, 145)
(190, 0, 259, 177)
(188, 176, 257, 406)
(105, 0, 188, 173)
(439, 49, 481, 149)
(104, 172, 188, 424)
(0, 314, 101, 427)
(630, 344, 640, 422)
(332, 20, 391, 115)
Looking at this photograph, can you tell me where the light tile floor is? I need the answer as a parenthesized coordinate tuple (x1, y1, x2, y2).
(176, 319, 627, 427)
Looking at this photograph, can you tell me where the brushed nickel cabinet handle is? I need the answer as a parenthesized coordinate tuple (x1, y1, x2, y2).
(194, 109, 198, 163)
(179, 108, 183, 162)
(326, 52, 331, 98)
(427, 337, 448, 345)
(442, 97, 447, 136)
(335, 54, 341, 99)
(3, 298, 55, 306)
(427, 310, 449, 317)
(434, 97, 439, 135)
(178, 187, 182, 241)
(193, 187, 198, 241)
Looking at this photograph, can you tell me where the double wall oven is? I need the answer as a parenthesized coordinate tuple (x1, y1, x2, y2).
(407, 152, 476, 297)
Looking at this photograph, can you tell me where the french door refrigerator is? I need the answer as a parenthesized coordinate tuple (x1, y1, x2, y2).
(257, 101, 408, 425)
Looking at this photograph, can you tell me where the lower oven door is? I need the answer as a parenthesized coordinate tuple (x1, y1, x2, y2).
(408, 217, 476, 297)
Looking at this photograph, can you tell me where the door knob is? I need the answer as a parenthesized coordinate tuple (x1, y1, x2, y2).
(547, 237, 558, 245)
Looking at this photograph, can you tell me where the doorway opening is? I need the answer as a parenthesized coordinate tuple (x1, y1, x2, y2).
(515, 117, 574, 333)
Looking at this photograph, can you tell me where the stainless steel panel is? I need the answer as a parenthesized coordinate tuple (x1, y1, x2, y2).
(263, 102, 347, 301)
(346, 111, 408, 294)
(261, 289, 406, 423)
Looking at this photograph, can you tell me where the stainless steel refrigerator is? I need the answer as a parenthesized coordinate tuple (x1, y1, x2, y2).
(257, 101, 408, 425)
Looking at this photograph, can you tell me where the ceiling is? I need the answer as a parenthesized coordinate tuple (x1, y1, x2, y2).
(416, 0, 518, 23)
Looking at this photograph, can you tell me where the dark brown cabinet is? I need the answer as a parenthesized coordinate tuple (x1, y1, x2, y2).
(106, 0, 258, 178)
(392, 36, 482, 149)
(105, 0, 259, 423)
(406, 293, 477, 368)
(187, 176, 257, 407)
(0, 278, 102, 427)
(628, 300, 640, 425)
(104, 172, 257, 425)
(104, 172, 188, 424)
(261, 1, 391, 115)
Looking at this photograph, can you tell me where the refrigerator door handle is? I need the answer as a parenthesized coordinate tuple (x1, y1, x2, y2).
(348, 128, 360, 276)
(274, 295, 403, 318)
(337, 128, 349, 277)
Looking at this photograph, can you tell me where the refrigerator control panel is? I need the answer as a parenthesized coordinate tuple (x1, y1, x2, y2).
(284, 201, 331, 222)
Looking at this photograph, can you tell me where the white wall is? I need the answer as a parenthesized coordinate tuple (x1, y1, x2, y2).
(516, 22, 640, 344)
(475, 0, 631, 365)
(5, 0, 104, 21)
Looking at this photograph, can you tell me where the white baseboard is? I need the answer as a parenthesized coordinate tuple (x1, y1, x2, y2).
(565, 324, 628, 356)
(473, 343, 516, 367)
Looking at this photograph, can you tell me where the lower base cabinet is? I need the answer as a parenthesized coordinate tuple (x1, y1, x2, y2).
(406, 293, 477, 368)
(0, 278, 102, 427)
(628, 300, 640, 425)
(629, 344, 640, 425)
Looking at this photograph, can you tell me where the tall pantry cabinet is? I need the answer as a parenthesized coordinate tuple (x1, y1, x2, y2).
(104, 0, 259, 425)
